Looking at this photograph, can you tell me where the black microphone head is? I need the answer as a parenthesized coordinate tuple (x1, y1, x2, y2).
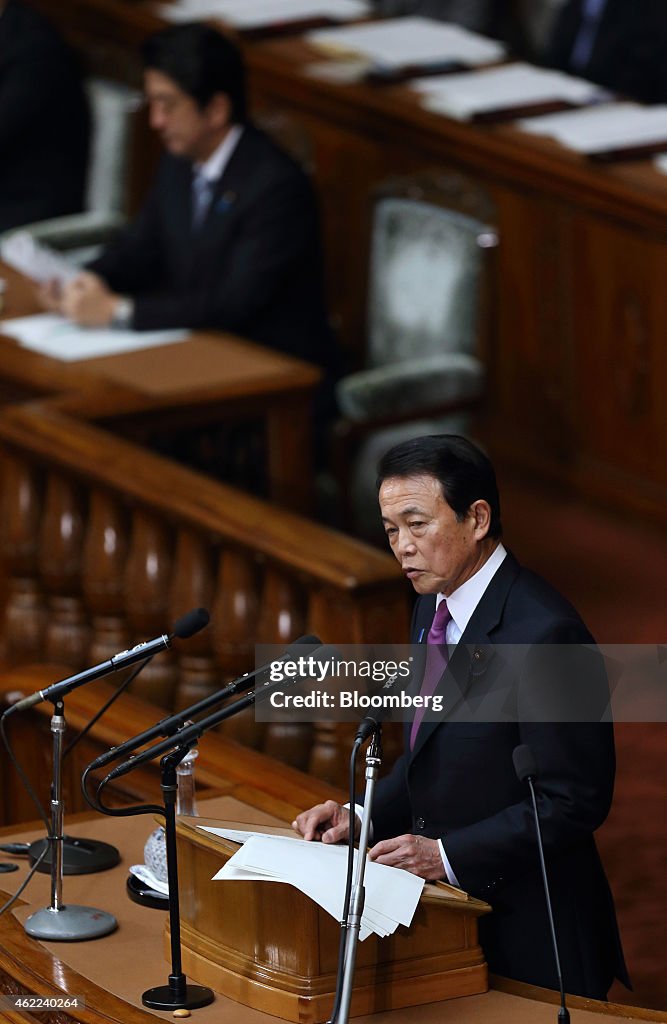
(172, 607, 210, 640)
(281, 643, 339, 681)
(284, 634, 322, 655)
(513, 744, 538, 783)
(355, 715, 381, 743)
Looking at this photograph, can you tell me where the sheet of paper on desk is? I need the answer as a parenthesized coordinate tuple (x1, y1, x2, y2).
(0, 231, 79, 285)
(413, 62, 607, 120)
(307, 17, 506, 69)
(0, 313, 189, 361)
(518, 101, 667, 153)
(199, 824, 299, 844)
(156, 0, 369, 27)
(212, 833, 424, 940)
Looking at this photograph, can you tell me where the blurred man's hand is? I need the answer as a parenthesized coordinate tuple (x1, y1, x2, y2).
(36, 277, 64, 314)
(60, 272, 119, 327)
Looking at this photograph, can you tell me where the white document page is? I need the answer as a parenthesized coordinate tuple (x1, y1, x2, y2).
(0, 231, 79, 285)
(518, 102, 667, 153)
(0, 313, 189, 361)
(412, 62, 607, 121)
(211, 833, 424, 940)
(157, 0, 369, 27)
(199, 825, 296, 844)
(307, 17, 506, 69)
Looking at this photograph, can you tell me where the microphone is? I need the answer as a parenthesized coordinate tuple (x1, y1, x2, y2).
(355, 716, 381, 744)
(103, 642, 336, 783)
(9, 608, 210, 714)
(84, 634, 321, 774)
(513, 744, 570, 1024)
(512, 743, 538, 785)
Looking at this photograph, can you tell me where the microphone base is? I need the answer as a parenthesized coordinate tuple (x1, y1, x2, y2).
(142, 982, 215, 1010)
(29, 836, 120, 875)
(24, 904, 117, 941)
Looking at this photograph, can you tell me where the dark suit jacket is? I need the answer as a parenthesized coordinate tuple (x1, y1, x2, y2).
(373, 0, 510, 37)
(0, 0, 89, 232)
(544, 0, 667, 104)
(371, 552, 629, 999)
(89, 126, 333, 368)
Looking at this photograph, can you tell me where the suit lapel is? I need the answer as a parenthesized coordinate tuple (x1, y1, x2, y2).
(408, 552, 520, 761)
(457, 551, 520, 643)
(168, 159, 196, 273)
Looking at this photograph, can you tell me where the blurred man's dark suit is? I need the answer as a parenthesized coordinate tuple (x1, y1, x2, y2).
(545, 0, 667, 104)
(89, 125, 332, 367)
(0, 0, 89, 232)
(372, 0, 509, 36)
(371, 552, 630, 999)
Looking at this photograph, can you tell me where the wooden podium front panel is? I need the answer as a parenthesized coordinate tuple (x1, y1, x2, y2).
(174, 819, 489, 1023)
(0, 793, 662, 1023)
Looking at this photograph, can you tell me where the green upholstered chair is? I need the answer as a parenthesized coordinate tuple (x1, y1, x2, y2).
(335, 178, 498, 540)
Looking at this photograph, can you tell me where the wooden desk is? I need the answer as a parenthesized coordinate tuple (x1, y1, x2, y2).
(0, 265, 322, 513)
(1, 796, 665, 1024)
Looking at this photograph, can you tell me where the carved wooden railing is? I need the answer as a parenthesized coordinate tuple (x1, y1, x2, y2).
(0, 402, 410, 785)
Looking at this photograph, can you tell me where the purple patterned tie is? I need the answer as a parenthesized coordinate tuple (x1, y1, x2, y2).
(410, 599, 452, 750)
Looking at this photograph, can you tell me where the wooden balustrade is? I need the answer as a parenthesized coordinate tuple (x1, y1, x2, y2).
(0, 402, 410, 783)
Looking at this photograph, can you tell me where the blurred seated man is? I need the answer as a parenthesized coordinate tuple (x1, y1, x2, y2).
(0, 0, 90, 233)
(543, 0, 667, 104)
(40, 23, 333, 369)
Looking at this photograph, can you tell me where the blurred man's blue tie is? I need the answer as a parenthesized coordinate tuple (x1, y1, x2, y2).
(570, 0, 607, 71)
(192, 170, 213, 230)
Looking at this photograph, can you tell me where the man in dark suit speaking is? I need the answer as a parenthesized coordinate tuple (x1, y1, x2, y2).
(41, 24, 331, 367)
(294, 434, 629, 1000)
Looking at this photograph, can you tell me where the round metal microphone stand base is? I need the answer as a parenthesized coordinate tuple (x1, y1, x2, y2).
(29, 836, 120, 874)
(24, 904, 118, 941)
(142, 982, 215, 1011)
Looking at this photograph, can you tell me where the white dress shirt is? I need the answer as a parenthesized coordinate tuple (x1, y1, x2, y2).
(436, 541, 507, 646)
(194, 124, 244, 185)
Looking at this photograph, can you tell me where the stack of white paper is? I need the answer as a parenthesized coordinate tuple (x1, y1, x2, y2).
(307, 16, 506, 69)
(0, 313, 189, 361)
(202, 827, 424, 940)
(517, 101, 667, 154)
(156, 0, 370, 28)
(412, 62, 607, 121)
(1, 231, 79, 285)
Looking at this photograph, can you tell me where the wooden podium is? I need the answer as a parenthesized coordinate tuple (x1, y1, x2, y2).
(173, 817, 491, 1024)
